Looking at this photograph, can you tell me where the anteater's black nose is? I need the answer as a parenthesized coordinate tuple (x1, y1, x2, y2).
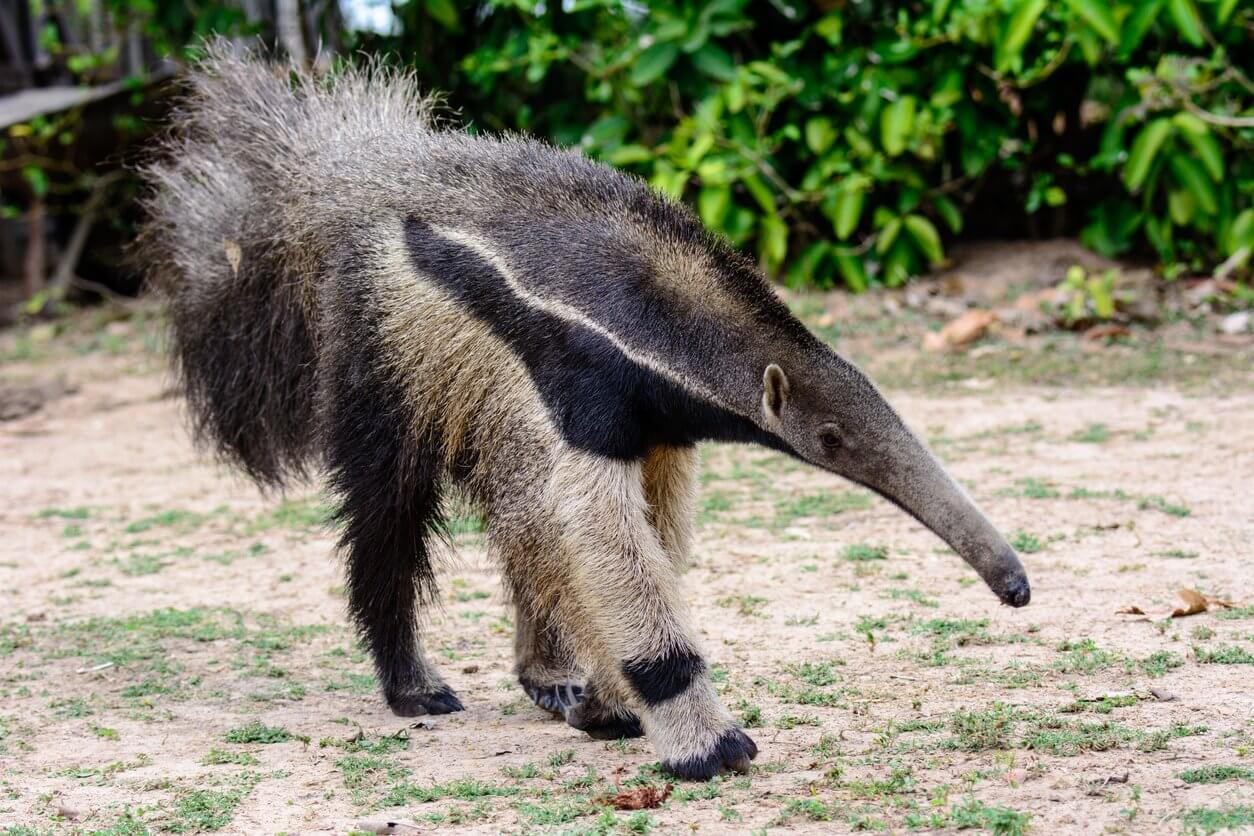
(1001, 578, 1031, 608)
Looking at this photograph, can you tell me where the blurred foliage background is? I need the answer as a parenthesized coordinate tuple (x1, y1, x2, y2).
(1, 0, 1251, 304)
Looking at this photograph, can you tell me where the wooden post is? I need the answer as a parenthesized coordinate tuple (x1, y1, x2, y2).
(22, 199, 46, 300)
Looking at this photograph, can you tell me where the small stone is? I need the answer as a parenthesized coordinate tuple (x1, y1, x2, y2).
(1220, 311, 1250, 336)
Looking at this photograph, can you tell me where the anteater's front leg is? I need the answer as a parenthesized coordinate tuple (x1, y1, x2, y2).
(549, 449, 756, 779)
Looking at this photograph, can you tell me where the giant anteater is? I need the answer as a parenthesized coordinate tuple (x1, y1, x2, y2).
(139, 44, 1030, 779)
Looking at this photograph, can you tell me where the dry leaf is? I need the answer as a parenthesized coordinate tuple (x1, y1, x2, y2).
(223, 240, 242, 277)
(1083, 324, 1130, 341)
(1013, 286, 1061, 311)
(603, 783, 672, 811)
(924, 309, 996, 352)
(1170, 588, 1208, 618)
(1116, 605, 1145, 615)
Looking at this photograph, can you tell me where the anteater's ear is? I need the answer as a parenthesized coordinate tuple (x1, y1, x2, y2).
(762, 364, 790, 425)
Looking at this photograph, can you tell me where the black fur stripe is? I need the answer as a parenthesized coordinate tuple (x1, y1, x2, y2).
(403, 216, 792, 462)
(622, 647, 706, 706)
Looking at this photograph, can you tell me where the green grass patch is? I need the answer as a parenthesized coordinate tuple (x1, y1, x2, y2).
(223, 720, 298, 744)
(1070, 423, 1111, 443)
(1179, 805, 1254, 834)
(716, 595, 768, 617)
(1194, 644, 1254, 664)
(1009, 531, 1045, 553)
(946, 703, 1016, 751)
(125, 509, 213, 534)
(1137, 495, 1191, 517)
(789, 659, 845, 687)
(246, 498, 332, 533)
(774, 491, 873, 526)
(843, 543, 888, 562)
(202, 748, 260, 766)
(1179, 765, 1254, 785)
(1137, 650, 1184, 677)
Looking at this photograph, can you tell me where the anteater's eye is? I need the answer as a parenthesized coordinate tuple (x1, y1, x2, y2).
(818, 426, 841, 451)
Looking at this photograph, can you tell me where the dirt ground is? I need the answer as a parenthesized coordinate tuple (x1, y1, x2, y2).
(2, 252, 1252, 834)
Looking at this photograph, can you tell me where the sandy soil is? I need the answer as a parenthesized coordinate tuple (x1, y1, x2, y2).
(1, 288, 1252, 835)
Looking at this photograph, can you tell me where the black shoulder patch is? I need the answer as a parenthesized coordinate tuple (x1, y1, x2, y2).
(402, 216, 781, 460)
(622, 646, 706, 706)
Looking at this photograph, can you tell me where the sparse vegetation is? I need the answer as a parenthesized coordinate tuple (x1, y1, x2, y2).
(2, 285, 1248, 831)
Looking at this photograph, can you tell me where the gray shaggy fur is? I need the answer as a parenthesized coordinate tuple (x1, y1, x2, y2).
(139, 43, 1029, 779)
(140, 47, 439, 485)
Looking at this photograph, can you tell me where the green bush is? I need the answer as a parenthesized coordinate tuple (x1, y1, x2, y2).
(364, 0, 1252, 288)
(13, 0, 1254, 291)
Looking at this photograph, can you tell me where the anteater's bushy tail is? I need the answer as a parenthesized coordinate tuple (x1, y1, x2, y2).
(138, 41, 438, 487)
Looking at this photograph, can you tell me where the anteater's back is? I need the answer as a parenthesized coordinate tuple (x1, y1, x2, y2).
(141, 46, 685, 486)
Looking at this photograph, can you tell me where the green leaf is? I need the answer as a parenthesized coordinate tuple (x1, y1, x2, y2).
(904, 214, 945, 264)
(1166, 0, 1205, 46)
(723, 207, 756, 245)
(804, 117, 837, 154)
(932, 0, 953, 23)
(1065, 0, 1119, 45)
(741, 174, 776, 214)
(933, 195, 963, 234)
(835, 254, 869, 293)
(1144, 215, 1174, 261)
(786, 242, 830, 289)
(998, 0, 1048, 72)
(1224, 209, 1254, 256)
(606, 145, 654, 166)
(1167, 188, 1195, 225)
(1122, 119, 1172, 193)
(424, 0, 460, 30)
(1119, 0, 1163, 57)
(1216, 0, 1238, 24)
(1171, 115, 1223, 181)
(832, 178, 868, 240)
(1167, 154, 1218, 215)
(698, 186, 732, 228)
(815, 14, 842, 44)
(631, 43, 680, 87)
(759, 214, 788, 270)
(880, 95, 916, 158)
(881, 239, 916, 287)
(691, 43, 737, 82)
(21, 166, 48, 198)
(876, 217, 903, 255)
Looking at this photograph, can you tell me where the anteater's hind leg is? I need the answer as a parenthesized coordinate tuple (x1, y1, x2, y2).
(337, 477, 462, 717)
(514, 605, 579, 715)
(514, 606, 644, 739)
(320, 262, 461, 717)
(642, 445, 699, 570)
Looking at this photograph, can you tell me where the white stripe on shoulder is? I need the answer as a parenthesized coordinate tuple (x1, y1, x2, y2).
(429, 224, 731, 412)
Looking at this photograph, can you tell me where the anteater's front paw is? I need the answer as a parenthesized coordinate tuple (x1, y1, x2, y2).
(387, 684, 464, 717)
(662, 727, 758, 780)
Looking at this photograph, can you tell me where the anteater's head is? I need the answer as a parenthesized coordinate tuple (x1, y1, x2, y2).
(758, 356, 1030, 607)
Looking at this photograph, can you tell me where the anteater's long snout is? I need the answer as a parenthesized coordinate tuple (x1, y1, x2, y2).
(855, 431, 1031, 608)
